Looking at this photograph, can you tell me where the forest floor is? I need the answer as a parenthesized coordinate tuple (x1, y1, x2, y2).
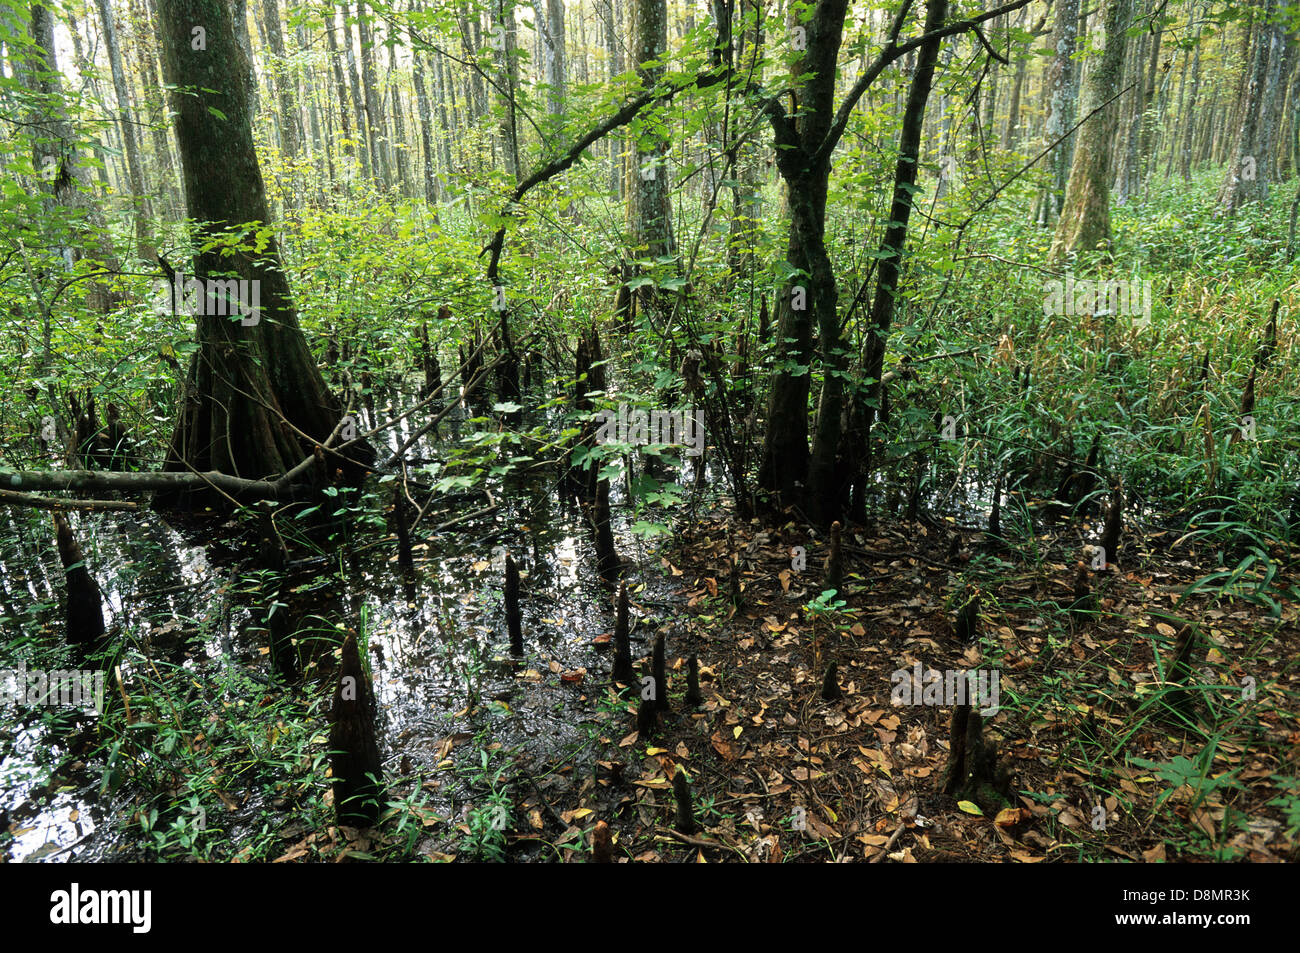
(308, 506, 1300, 863)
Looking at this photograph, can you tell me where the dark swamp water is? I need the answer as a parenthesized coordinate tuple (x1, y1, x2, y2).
(0, 380, 732, 862)
(1, 362, 1061, 862)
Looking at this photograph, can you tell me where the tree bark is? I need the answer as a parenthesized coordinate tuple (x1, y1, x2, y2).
(1037, 0, 1079, 224)
(1048, 0, 1132, 261)
(260, 0, 302, 159)
(627, 0, 675, 261)
(541, 0, 566, 117)
(1218, 0, 1279, 213)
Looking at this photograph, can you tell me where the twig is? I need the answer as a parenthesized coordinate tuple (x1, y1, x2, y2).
(867, 820, 910, 863)
(653, 826, 748, 860)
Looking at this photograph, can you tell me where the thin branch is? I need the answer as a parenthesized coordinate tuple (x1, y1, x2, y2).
(814, 0, 1037, 170)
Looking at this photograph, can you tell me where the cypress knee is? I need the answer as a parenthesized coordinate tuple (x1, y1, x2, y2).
(955, 586, 980, 642)
(53, 513, 106, 648)
(329, 632, 383, 827)
(591, 820, 613, 863)
(652, 633, 670, 711)
(505, 554, 523, 656)
(1098, 486, 1123, 569)
(592, 478, 619, 580)
(612, 583, 634, 686)
(685, 654, 704, 706)
(1165, 624, 1199, 719)
(673, 767, 696, 835)
(820, 662, 842, 701)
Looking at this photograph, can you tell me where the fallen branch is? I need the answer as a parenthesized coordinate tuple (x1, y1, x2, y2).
(653, 826, 747, 860)
(0, 488, 139, 511)
(0, 448, 324, 501)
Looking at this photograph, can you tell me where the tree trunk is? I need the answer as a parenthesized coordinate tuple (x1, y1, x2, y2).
(230, 0, 259, 119)
(153, 0, 374, 510)
(852, 0, 949, 517)
(260, 0, 301, 160)
(411, 27, 438, 204)
(542, 0, 566, 117)
(323, 6, 358, 179)
(95, 0, 149, 254)
(387, 38, 411, 197)
(341, 3, 371, 181)
(138, 0, 183, 218)
(602, 0, 625, 197)
(758, 0, 855, 513)
(627, 0, 675, 262)
(1038, 0, 1079, 224)
(1218, 0, 1279, 212)
(494, 0, 522, 183)
(1177, 15, 1203, 181)
(356, 3, 390, 190)
(17, 3, 121, 314)
(1048, 0, 1132, 261)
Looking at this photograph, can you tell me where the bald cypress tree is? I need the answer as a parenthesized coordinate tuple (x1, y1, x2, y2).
(154, 0, 373, 508)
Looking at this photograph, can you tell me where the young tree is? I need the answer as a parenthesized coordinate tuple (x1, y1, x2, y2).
(95, 0, 149, 254)
(15, 2, 121, 321)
